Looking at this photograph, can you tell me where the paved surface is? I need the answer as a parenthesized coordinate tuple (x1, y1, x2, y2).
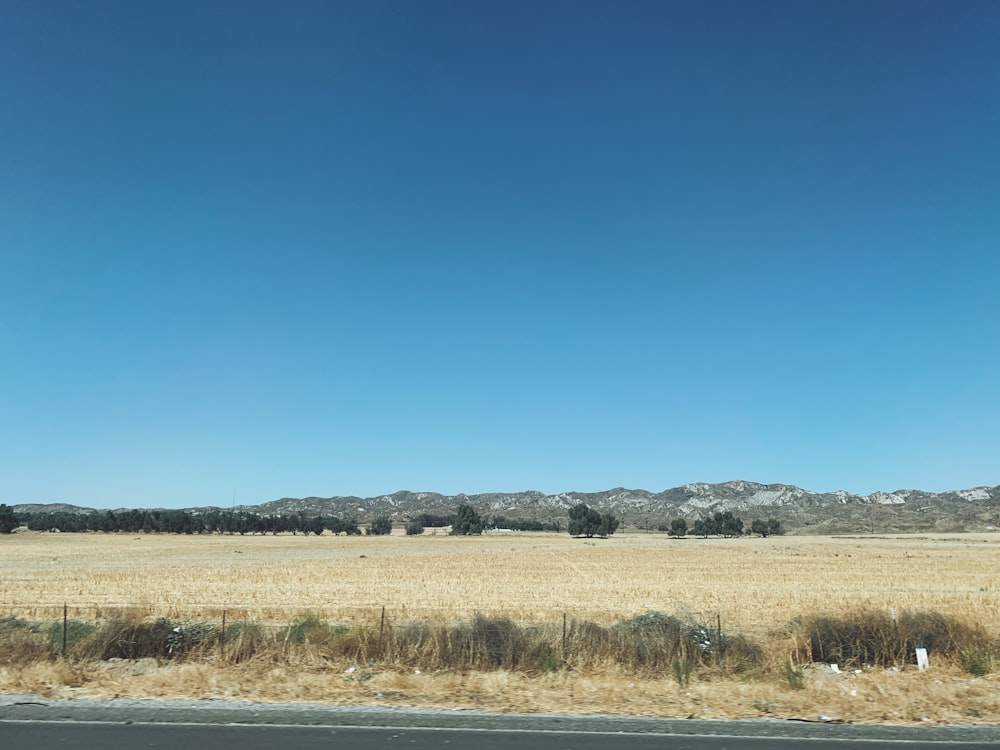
(2, 721, 999, 750)
(1, 695, 998, 748)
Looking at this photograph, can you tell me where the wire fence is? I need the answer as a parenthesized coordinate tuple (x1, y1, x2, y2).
(4, 601, 994, 674)
(1, 602, 798, 665)
(2, 601, 779, 673)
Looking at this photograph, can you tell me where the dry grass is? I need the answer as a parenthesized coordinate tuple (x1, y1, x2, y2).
(1, 530, 1000, 723)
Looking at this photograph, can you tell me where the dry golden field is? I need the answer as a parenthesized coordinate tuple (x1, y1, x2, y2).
(2, 530, 999, 631)
(2, 530, 1000, 724)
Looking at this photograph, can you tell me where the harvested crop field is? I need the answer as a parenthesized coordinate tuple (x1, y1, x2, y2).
(2, 531, 999, 630)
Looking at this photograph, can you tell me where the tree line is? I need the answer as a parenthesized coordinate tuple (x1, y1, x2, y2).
(10, 508, 364, 536)
(658, 512, 784, 538)
(0, 502, 783, 539)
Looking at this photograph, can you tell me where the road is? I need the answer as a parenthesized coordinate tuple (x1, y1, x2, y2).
(2, 721, 998, 750)
(1, 698, 997, 749)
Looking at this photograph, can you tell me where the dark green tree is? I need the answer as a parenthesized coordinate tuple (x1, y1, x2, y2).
(341, 517, 363, 536)
(451, 504, 484, 535)
(692, 518, 711, 538)
(669, 518, 688, 538)
(715, 511, 744, 538)
(568, 503, 619, 538)
(598, 512, 620, 537)
(368, 516, 393, 535)
(751, 517, 783, 537)
(0, 504, 18, 534)
(405, 520, 424, 535)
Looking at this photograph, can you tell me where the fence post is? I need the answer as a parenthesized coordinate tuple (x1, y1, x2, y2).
(61, 603, 68, 658)
(220, 609, 226, 658)
(378, 605, 386, 656)
(562, 612, 567, 666)
(716, 612, 723, 668)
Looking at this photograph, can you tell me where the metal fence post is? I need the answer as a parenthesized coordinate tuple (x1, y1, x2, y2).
(378, 605, 386, 656)
(562, 612, 567, 665)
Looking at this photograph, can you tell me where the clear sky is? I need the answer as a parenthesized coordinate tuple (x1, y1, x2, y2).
(2, 0, 998, 509)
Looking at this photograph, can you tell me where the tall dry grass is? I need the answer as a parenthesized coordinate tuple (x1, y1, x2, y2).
(1, 606, 998, 724)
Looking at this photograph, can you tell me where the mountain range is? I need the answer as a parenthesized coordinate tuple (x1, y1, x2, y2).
(12, 481, 1000, 534)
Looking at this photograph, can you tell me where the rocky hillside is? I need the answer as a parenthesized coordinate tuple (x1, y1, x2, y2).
(249, 481, 1000, 534)
(12, 481, 1000, 534)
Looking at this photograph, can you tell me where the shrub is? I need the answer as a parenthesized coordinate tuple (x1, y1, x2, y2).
(164, 620, 216, 654)
(799, 609, 994, 667)
(962, 652, 992, 676)
(47, 619, 97, 647)
(0, 615, 40, 633)
(536, 650, 563, 673)
(470, 615, 521, 667)
(222, 621, 267, 663)
(78, 616, 176, 659)
(405, 520, 424, 535)
(283, 613, 340, 644)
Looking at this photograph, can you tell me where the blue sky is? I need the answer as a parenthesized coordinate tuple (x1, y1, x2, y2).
(2, 0, 998, 509)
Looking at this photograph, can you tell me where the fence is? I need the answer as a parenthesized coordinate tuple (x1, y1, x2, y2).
(1, 602, 775, 675)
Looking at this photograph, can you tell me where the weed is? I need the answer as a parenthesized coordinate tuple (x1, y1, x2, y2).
(962, 652, 991, 677)
(784, 661, 806, 690)
(283, 613, 333, 644)
(671, 655, 691, 687)
(345, 670, 375, 683)
(536, 651, 562, 673)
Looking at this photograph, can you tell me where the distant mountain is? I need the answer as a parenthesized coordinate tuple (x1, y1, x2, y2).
(12, 481, 1000, 534)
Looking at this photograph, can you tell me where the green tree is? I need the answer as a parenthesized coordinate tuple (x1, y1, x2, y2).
(751, 518, 770, 537)
(713, 511, 743, 538)
(669, 518, 687, 538)
(368, 516, 393, 535)
(598, 512, 620, 537)
(568, 503, 618, 538)
(451, 504, 484, 535)
(767, 518, 785, 536)
(405, 520, 424, 535)
(341, 517, 363, 536)
(0, 504, 18, 534)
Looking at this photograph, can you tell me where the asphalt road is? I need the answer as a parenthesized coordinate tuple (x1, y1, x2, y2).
(1, 697, 998, 749)
(3, 721, 1000, 750)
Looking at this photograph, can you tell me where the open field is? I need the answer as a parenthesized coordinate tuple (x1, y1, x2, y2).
(2, 530, 999, 630)
(2, 531, 1000, 724)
